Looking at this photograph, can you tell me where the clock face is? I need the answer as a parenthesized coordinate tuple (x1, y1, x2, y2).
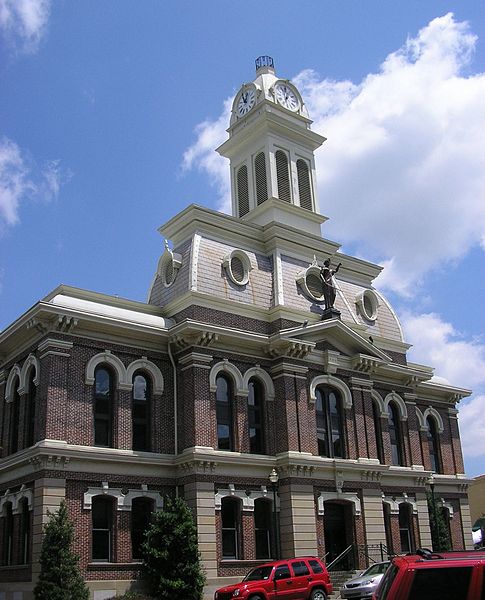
(236, 87, 256, 116)
(275, 83, 299, 111)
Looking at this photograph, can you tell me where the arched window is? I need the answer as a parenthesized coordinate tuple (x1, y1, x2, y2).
(216, 375, 233, 451)
(254, 151, 268, 206)
(2, 502, 13, 566)
(10, 378, 20, 454)
(133, 373, 150, 452)
(427, 416, 442, 473)
(399, 503, 414, 553)
(372, 400, 384, 464)
(221, 497, 240, 559)
(316, 386, 344, 458)
(275, 150, 291, 203)
(19, 497, 31, 564)
(94, 367, 113, 447)
(25, 370, 36, 448)
(297, 159, 312, 210)
(248, 379, 265, 454)
(236, 165, 249, 217)
(131, 497, 154, 560)
(388, 401, 403, 466)
(92, 495, 114, 562)
(254, 498, 272, 559)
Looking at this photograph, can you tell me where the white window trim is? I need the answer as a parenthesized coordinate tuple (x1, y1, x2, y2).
(317, 492, 361, 517)
(222, 250, 252, 286)
(309, 374, 353, 409)
(83, 483, 163, 511)
(215, 485, 279, 513)
(4, 364, 21, 403)
(0, 486, 33, 514)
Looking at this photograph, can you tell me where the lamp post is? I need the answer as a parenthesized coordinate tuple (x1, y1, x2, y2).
(269, 468, 280, 559)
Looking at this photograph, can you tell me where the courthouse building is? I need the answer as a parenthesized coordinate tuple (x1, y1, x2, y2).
(0, 57, 474, 599)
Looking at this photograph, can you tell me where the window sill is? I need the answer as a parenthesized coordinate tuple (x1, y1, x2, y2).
(87, 562, 142, 570)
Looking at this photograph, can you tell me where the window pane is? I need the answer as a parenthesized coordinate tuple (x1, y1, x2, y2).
(92, 497, 112, 562)
(132, 498, 153, 560)
(248, 380, 264, 454)
(216, 376, 233, 450)
(94, 418, 110, 446)
(92, 530, 110, 561)
(221, 499, 239, 559)
(133, 375, 147, 401)
(291, 561, 310, 576)
(95, 369, 110, 396)
(409, 567, 472, 600)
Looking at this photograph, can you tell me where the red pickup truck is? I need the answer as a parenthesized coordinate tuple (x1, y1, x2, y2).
(214, 556, 333, 600)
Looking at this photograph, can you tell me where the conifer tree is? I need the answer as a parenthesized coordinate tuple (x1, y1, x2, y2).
(141, 496, 205, 599)
(427, 492, 452, 552)
(34, 500, 89, 600)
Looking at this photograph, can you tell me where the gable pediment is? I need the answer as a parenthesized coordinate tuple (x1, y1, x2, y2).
(273, 318, 391, 365)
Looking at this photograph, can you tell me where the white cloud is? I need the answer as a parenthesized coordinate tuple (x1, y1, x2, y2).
(182, 97, 232, 212)
(459, 395, 485, 458)
(0, 137, 62, 232)
(402, 312, 485, 388)
(0, 0, 50, 52)
(183, 13, 485, 296)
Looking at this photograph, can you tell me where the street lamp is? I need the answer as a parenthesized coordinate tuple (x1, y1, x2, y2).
(269, 468, 280, 559)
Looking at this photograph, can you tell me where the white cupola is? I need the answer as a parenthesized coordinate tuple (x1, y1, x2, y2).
(216, 56, 327, 235)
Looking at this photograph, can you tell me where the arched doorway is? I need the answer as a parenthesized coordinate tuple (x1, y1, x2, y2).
(323, 501, 355, 569)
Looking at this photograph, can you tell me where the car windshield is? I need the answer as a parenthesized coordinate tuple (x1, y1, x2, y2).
(363, 562, 389, 577)
(243, 566, 273, 582)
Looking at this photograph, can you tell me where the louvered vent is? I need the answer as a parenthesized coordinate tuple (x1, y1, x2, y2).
(297, 159, 312, 210)
(230, 256, 245, 283)
(306, 273, 324, 298)
(164, 258, 175, 286)
(237, 165, 249, 217)
(254, 152, 268, 205)
(275, 150, 291, 202)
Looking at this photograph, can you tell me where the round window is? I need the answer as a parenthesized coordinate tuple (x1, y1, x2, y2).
(357, 290, 379, 321)
(224, 250, 251, 286)
(306, 272, 324, 300)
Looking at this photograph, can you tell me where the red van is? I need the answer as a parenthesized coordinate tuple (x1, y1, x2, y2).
(214, 556, 333, 600)
(373, 548, 485, 600)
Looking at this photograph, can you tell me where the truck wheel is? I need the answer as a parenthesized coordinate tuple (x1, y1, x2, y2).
(310, 589, 327, 600)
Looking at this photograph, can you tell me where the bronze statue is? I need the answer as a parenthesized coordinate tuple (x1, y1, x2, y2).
(320, 259, 341, 309)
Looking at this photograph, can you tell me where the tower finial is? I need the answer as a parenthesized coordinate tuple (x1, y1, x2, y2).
(255, 56, 274, 74)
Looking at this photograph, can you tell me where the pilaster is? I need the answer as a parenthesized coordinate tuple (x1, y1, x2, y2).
(31, 478, 66, 583)
(459, 497, 474, 549)
(279, 482, 317, 558)
(415, 492, 432, 550)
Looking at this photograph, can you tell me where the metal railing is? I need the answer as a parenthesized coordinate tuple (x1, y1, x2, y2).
(327, 544, 354, 571)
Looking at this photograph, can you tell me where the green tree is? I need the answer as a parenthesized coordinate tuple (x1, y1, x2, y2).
(34, 500, 89, 600)
(141, 496, 205, 600)
(427, 492, 452, 552)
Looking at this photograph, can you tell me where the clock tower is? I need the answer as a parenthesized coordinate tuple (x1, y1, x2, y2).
(217, 56, 327, 235)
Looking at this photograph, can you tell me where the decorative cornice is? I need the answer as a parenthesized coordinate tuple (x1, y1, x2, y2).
(352, 354, 382, 374)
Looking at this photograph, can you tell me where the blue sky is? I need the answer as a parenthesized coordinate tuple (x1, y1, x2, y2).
(0, 1, 484, 476)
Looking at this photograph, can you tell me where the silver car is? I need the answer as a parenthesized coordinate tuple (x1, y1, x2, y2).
(340, 561, 390, 599)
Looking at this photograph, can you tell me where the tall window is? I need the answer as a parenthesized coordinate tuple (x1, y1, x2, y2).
(25, 370, 36, 448)
(19, 498, 30, 564)
(92, 496, 113, 562)
(131, 497, 153, 560)
(316, 386, 344, 458)
(221, 497, 240, 559)
(236, 165, 249, 217)
(296, 159, 312, 210)
(216, 375, 233, 451)
(372, 400, 385, 464)
(248, 379, 264, 454)
(427, 416, 442, 473)
(10, 378, 20, 454)
(275, 150, 291, 202)
(254, 499, 272, 559)
(383, 502, 394, 555)
(133, 373, 150, 451)
(2, 502, 13, 565)
(94, 367, 113, 447)
(388, 401, 403, 466)
(399, 503, 414, 553)
(254, 151, 267, 205)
